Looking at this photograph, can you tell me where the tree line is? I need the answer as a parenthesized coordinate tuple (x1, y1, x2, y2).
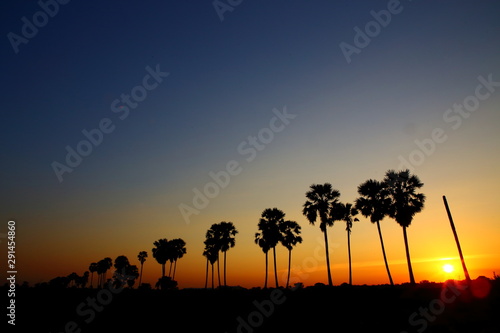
(45, 169, 425, 289)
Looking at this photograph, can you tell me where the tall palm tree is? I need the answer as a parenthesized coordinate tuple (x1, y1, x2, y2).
(152, 238, 170, 278)
(258, 208, 284, 288)
(303, 183, 341, 286)
(203, 240, 219, 289)
(255, 231, 271, 288)
(97, 257, 112, 288)
(338, 202, 358, 285)
(384, 169, 426, 285)
(355, 179, 394, 286)
(218, 221, 238, 287)
(279, 220, 302, 288)
(170, 238, 187, 280)
(137, 251, 147, 287)
(89, 262, 98, 288)
(205, 225, 222, 287)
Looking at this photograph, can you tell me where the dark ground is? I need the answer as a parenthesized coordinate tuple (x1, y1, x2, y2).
(4, 279, 500, 333)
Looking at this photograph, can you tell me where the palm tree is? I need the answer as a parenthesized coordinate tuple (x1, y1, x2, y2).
(137, 251, 147, 287)
(205, 225, 222, 287)
(384, 169, 426, 285)
(170, 238, 187, 280)
(203, 241, 219, 289)
(338, 202, 358, 285)
(89, 262, 98, 288)
(217, 221, 238, 287)
(254, 231, 271, 288)
(97, 257, 112, 288)
(355, 179, 394, 286)
(303, 183, 341, 286)
(258, 208, 284, 288)
(279, 220, 302, 288)
(152, 238, 170, 278)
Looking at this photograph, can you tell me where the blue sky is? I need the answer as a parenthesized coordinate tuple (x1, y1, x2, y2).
(1, 1, 500, 286)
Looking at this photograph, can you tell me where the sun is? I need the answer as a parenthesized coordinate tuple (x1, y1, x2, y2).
(443, 264, 454, 273)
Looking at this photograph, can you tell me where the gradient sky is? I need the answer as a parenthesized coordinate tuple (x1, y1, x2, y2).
(1, 1, 499, 288)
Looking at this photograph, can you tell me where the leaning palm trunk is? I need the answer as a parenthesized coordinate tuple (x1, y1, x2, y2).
(323, 229, 334, 286)
(172, 260, 177, 280)
(376, 221, 394, 286)
(273, 247, 279, 288)
(402, 226, 416, 284)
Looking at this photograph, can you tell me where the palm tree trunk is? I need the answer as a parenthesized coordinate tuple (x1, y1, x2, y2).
(211, 263, 214, 289)
(139, 263, 143, 286)
(162, 263, 165, 278)
(264, 251, 268, 289)
(223, 250, 227, 287)
(168, 261, 173, 277)
(286, 249, 292, 288)
(172, 260, 177, 280)
(323, 228, 334, 286)
(402, 226, 416, 284)
(376, 220, 394, 286)
(90, 272, 94, 288)
(347, 229, 352, 285)
(273, 247, 279, 288)
(205, 259, 209, 289)
(217, 256, 221, 287)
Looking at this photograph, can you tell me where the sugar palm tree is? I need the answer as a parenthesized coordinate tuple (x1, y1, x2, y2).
(152, 238, 170, 278)
(303, 183, 341, 286)
(97, 257, 112, 288)
(255, 231, 271, 288)
(338, 202, 358, 285)
(258, 208, 284, 288)
(279, 220, 302, 288)
(170, 238, 187, 280)
(205, 225, 222, 287)
(355, 179, 394, 286)
(89, 262, 98, 288)
(384, 169, 426, 285)
(203, 241, 219, 289)
(137, 251, 147, 287)
(218, 221, 238, 287)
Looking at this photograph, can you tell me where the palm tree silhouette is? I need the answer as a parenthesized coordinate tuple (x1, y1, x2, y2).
(89, 262, 98, 288)
(137, 251, 147, 287)
(152, 238, 170, 278)
(338, 202, 358, 285)
(203, 240, 219, 289)
(170, 238, 187, 280)
(254, 231, 271, 288)
(303, 183, 341, 286)
(205, 225, 222, 287)
(258, 208, 284, 288)
(97, 257, 112, 288)
(279, 220, 302, 288)
(355, 179, 394, 286)
(384, 169, 426, 285)
(218, 221, 238, 287)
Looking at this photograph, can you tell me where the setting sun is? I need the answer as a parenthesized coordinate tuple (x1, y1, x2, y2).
(443, 264, 455, 274)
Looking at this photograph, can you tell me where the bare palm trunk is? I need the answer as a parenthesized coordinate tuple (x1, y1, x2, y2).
(376, 220, 394, 286)
(161, 263, 165, 278)
(273, 247, 279, 288)
(217, 256, 221, 287)
(223, 251, 227, 287)
(205, 259, 209, 289)
(211, 263, 215, 289)
(323, 228, 334, 286)
(347, 229, 352, 285)
(264, 251, 268, 289)
(168, 261, 173, 277)
(286, 249, 292, 288)
(402, 226, 415, 284)
(172, 260, 177, 280)
(139, 263, 144, 286)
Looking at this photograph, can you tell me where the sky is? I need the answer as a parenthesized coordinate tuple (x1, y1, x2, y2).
(1, 0, 499, 289)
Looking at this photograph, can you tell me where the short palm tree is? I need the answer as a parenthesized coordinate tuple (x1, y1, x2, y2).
(152, 238, 170, 278)
(355, 179, 394, 286)
(137, 251, 148, 287)
(337, 202, 358, 285)
(384, 169, 426, 285)
(89, 262, 98, 288)
(258, 208, 284, 288)
(303, 183, 341, 286)
(279, 220, 302, 288)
